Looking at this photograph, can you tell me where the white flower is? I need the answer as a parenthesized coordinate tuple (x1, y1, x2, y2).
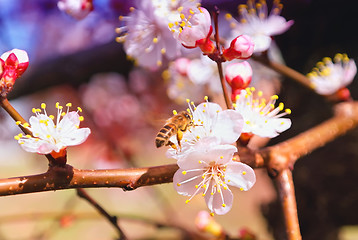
(173, 138, 256, 215)
(234, 88, 291, 138)
(227, 0, 293, 53)
(167, 100, 244, 159)
(15, 102, 91, 154)
(307, 53, 357, 95)
(117, 0, 200, 69)
(57, 0, 93, 20)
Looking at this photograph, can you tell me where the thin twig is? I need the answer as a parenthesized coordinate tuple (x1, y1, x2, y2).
(275, 169, 302, 240)
(212, 7, 232, 109)
(252, 54, 312, 90)
(77, 188, 127, 240)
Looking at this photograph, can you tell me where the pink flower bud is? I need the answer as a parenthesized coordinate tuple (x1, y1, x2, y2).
(0, 49, 29, 96)
(223, 35, 254, 61)
(174, 58, 191, 76)
(225, 61, 252, 91)
(195, 211, 223, 237)
(58, 0, 94, 20)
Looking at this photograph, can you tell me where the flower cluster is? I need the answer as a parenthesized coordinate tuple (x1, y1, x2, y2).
(165, 99, 256, 215)
(15, 102, 91, 157)
(307, 53, 357, 98)
(116, 0, 200, 69)
(226, 0, 294, 53)
(0, 49, 29, 97)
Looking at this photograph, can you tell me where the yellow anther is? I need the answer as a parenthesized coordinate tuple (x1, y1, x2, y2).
(211, 192, 214, 195)
(186, 99, 190, 103)
(196, 135, 200, 139)
(242, 171, 247, 175)
(202, 110, 206, 113)
(129, 7, 135, 12)
(41, 103, 46, 109)
(180, 21, 186, 27)
(79, 116, 84, 121)
(222, 203, 226, 207)
(232, 157, 236, 161)
(15, 121, 21, 125)
(180, 13, 185, 20)
(46, 134, 51, 139)
(271, 95, 279, 100)
(14, 135, 20, 140)
(49, 115, 54, 120)
(202, 193, 206, 196)
(182, 171, 187, 175)
(157, 60, 162, 66)
(18, 133, 23, 138)
(220, 156, 223, 159)
(203, 103, 207, 107)
(177, 183, 181, 186)
(225, 13, 232, 20)
(23, 123, 30, 128)
(173, 110, 178, 115)
(161, 48, 166, 54)
(279, 102, 284, 111)
(195, 185, 199, 188)
(153, 37, 158, 43)
(189, 9, 194, 14)
(56, 102, 60, 108)
(32, 108, 36, 113)
(177, 6, 183, 12)
(198, 160, 202, 164)
(240, 187, 244, 191)
(258, 91, 263, 97)
(210, 212, 214, 217)
(285, 108, 292, 114)
(168, 22, 174, 28)
(322, 57, 331, 63)
(185, 200, 190, 204)
(26, 135, 31, 138)
(204, 96, 208, 101)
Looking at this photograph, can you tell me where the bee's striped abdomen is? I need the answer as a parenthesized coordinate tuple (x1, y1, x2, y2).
(155, 124, 177, 148)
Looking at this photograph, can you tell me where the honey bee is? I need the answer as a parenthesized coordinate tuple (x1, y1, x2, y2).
(155, 111, 193, 149)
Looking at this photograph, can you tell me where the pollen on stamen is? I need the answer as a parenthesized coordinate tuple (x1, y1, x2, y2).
(185, 199, 190, 204)
(173, 110, 178, 115)
(242, 171, 247, 175)
(15, 121, 21, 125)
(285, 109, 292, 114)
(49, 115, 54, 120)
(222, 203, 226, 207)
(161, 48, 166, 54)
(41, 103, 46, 109)
(79, 116, 84, 121)
(182, 171, 187, 175)
(240, 187, 244, 191)
(23, 123, 30, 128)
(177, 183, 181, 186)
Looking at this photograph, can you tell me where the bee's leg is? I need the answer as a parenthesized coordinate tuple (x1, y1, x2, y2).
(166, 141, 177, 150)
(177, 129, 183, 149)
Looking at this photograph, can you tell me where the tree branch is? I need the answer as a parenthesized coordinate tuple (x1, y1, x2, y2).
(0, 164, 178, 196)
(77, 188, 127, 240)
(276, 169, 302, 240)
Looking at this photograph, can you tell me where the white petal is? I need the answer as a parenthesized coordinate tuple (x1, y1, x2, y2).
(19, 138, 55, 154)
(204, 185, 233, 215)
(225, 161, 256, 191)
(212, 110, 244, 144)
(173, 168, 204, 196)
(60, 128, 91, 146)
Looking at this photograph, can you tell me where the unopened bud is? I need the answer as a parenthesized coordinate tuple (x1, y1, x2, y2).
(195, 211, 223, 237)
(58, 0, 94, 20)
(0, 49, 29, 96)
(225, 61, 252, 91)
(174, 58, 191, 76)
(223, 35, 254, 61)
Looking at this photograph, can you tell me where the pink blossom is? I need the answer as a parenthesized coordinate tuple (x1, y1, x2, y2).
(57, 0, 94, 20)
(223, 35, 254, 61)
(169, 7, 215, 54)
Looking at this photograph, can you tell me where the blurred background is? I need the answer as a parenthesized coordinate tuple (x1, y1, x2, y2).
(0, 0, 357, 239)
